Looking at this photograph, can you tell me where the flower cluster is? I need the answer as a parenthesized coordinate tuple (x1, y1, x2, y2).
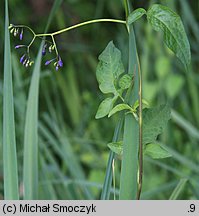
(9, 24, 63, 71)
(9, 24, 34, 67)
(15, 45, 34, 67)
(42, 43, 63, 70)
(9, 24, 23, 40)
(45, 55, 63, 71)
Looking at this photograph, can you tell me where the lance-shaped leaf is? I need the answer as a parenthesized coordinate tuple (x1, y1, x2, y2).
(147, 4, 191, 70)
(3, 0, 19, 199)
(127, 8, 146, 25)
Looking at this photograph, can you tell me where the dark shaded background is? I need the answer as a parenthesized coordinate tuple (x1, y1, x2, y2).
(0, 0, 199, 199)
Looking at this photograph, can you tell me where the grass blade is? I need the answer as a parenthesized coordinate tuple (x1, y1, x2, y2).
(169, 178, 188, 200)
(23, 0, 63, 199)
(171, 109, 199, 140)
(141, 181, 178, 199)
(100, 117, 123, 199)
(23, 47, 42, 199)
(44, 0, 63, 32)
(3, 0, 19, 199)
(39, 115, 94, 199)
(160, 143, 199, 174)
(119, 2, 140, 200)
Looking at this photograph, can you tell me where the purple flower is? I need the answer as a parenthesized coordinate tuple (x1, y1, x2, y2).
(42, 44, 47, 56)
(19, 29, 23, 40)
(42, 50, 46, 56)
(15, 45, 25, 49)
(58, 56, 63, 67)
(20, 54, 26, 63)
(44, 55, 63, 71)
(45, 58, 55, 66)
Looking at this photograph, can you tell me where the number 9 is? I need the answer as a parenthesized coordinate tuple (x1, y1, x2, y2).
(190, 204, 195, 212)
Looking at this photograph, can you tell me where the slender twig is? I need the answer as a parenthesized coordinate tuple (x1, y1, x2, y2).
(137, 59, 143, 200)
(112, 158, 116, 200)
(27, 35, 36, 52)
(13, 18, 126, 58)
(51, 35, 58, 56)
(123, 0, 129, 18)
(35, 19, 126, 37)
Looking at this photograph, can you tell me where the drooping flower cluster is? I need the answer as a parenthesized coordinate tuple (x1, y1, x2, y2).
(9, 24, 34, 67)
(45, 55, 63, 71)
(42, 43, 63, 70)
(9, 24, 23, 40)
(9, 24, 63, 71)
(15, 45, 34, 67)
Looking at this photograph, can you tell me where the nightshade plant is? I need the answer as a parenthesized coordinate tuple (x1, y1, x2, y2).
(8, 0, 191, 200)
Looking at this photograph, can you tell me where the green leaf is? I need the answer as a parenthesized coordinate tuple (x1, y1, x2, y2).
(169, 178, 188, 200)
(132, 99, 149, 111)
(127, 8, 146, 25)
(143, 104, 171, 145)
(95, 97, 117, 119)
(23, 0, 63, 199)
(144, 143, 172, 159)
(96, 41, 126, 119)
(118, 74, 132, 90)
(23, 47, 42, 200)
(107, 141, 123, 155)
(3, 0, 19, 200)
(96, 41, 125, 94)
(100, 118, 123, 200)
(108, 103, 133, 118)
(119, 22, 139, 200)
(147, 4, 191, 70)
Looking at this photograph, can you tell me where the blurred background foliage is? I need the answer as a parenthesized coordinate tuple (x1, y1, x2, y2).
(0, 0, 199, 199)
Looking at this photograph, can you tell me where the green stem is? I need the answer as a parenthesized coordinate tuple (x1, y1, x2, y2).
(27, 35, 36, 52)
(35, 19, 126, 37)
(112, 159, 116, 200)
(123, 0, 130, 18)
(51, 35, 58, 56)
(16, 19, 126, 59)
(52, 19, 126, 35)
(137, 60, 143, 199)
(16, 25, 36, 36)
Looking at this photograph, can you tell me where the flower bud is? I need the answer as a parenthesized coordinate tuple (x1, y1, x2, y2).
(15, 45, 25, 49)
(20, 54, 26, 63)
(20, 29, 23, 40)
(58, 56, 63, 67)
(8, 24, 14, 29)
(42, 44, 47, 56)
(14, 28, 18, 36)
(10, 28, 15, 34)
